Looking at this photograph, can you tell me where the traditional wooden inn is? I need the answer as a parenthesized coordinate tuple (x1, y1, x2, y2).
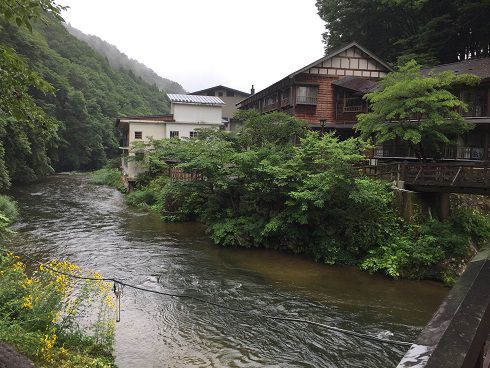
(116, 94, 225, 187)
(237, 42, 490, 163)
(237, 42, 392, 137)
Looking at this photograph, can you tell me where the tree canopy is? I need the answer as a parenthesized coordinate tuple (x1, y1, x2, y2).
(0, 2, 173, 186)
(316, 0, 490, 65)
(355, 60, 480, 161)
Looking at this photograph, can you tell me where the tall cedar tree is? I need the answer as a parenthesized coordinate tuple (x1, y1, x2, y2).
(316, 0, 490, 65)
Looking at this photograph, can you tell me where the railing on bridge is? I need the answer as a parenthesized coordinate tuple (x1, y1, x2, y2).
(397, 245, 490, 368)
(359, 162, 490, 193)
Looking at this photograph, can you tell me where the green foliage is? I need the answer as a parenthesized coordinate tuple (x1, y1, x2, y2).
(0, 195, 19, 224)
(356, 60, 480, 160)
(315, 0, 490, 64)
(0, 5, 173, 181)
(90, 168, 124, 192)
(0, 252, 115, 367)
(361, 210, 490, 283)
(0, 0, 64, 31)
(130, 112, 490, 284)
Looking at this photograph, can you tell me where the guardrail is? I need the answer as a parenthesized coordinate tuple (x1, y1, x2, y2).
(397, 245, 490, 368)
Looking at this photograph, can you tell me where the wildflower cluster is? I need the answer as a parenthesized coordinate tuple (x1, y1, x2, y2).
(0, 250, 116, 367)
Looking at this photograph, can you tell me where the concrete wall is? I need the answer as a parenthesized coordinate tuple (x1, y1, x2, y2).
(171, 104, 222, 124)
(165, 122, 220, 139)
(128, 122, 166, 147)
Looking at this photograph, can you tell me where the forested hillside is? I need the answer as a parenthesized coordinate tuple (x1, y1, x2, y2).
(0, 17, 171, 183)
(316, 0, 490, 65)
(65, 24, 186, 94)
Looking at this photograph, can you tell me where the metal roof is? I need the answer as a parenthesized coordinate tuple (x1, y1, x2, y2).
(167, 94, 225, 105)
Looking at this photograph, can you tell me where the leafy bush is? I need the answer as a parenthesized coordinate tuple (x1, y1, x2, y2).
(361, 210, 490, 283)
(126, 187, 157, 208)
(90, 168, 124, 192)
(0, 251, 115, 367)
(0, 194, 19, 223)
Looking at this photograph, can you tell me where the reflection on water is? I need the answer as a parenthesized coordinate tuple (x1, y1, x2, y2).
(8, 174, 448, 368)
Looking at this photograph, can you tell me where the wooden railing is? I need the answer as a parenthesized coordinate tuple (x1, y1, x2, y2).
(296, 96, 317, 105)
(360, 162, 490, 193)
(403, 163, 490, 189)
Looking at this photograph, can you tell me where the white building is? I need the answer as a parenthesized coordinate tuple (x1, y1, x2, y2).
(116, 94, 225, 187)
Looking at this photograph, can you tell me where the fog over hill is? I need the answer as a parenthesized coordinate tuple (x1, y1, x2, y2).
(65, 23, 186, 94)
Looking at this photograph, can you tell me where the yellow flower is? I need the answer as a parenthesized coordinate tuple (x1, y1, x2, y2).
(22, 295, 33, 309)
(22, 277, 33, 289)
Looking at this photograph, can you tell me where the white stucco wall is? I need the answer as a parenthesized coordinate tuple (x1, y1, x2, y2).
(172, 104, 222, 124)
(128, 122, 166, 146)
(165, 123, 220, 139)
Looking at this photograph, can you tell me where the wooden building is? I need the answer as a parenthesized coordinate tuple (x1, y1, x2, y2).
(374, 58, 490, 162)
(237, 42, 392, 136)
(238, 42, 490, 162)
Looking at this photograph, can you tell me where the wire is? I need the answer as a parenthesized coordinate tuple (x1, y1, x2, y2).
(0, 247, 413, 347)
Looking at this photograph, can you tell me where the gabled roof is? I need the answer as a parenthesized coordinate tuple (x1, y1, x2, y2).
(237, 41, 392, 107)
(421, 58, 490, 80)
(288, 41, 394, 78)
(190, 85, 250, 97)
(167, 94, 225, 105)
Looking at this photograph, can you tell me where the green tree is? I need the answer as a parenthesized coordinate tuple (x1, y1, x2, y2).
(355, 60, 480, 161)
(315, 0, 490, 64)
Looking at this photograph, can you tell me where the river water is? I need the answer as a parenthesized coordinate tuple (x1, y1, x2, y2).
(8, 174, 448, 368)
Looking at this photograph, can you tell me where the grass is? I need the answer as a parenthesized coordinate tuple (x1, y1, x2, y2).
(90, 168, 125, 192)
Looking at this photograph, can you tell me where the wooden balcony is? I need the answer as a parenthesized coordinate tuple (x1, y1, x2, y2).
(296, 96, 317, 105)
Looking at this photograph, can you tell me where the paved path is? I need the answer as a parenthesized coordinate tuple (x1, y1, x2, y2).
(0, 342, 36, 368)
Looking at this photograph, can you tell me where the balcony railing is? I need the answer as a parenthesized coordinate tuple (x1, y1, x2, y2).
(374, 145, 489, 161)
(296, 96, 317, 105)
(281, 98, 290, 107)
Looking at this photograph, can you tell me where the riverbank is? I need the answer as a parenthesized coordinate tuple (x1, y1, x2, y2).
(91, 111, 490, 286)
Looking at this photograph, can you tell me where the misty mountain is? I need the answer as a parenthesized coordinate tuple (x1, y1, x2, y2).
(65, 23, 186, 94)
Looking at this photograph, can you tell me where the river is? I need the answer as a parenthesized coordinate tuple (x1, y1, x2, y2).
(8, 173, 448, 368)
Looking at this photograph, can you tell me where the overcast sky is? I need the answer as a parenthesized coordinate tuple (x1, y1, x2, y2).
(59, 0, 326, 93)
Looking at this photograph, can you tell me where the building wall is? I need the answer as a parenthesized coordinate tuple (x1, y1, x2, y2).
(128, 122, 166, 146)
(293, 74, 338, 123)
(171, 104, 222, 124)
(165, 122, 220, 139)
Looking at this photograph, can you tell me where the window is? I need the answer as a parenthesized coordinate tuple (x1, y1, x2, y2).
(170, 131, 179, 138)
(296, 86, 318, 105)
(461, 89, 488, 117)
(344, 97, 363, 112)
(226, 91, 235, 97)
(134, 131, 143, 139)
(190, 131, 199, 138)
(207, 91, 215, 96)
(218, 91, 224, 97)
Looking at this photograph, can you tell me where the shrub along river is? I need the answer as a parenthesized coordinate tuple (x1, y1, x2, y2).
(8, 173, 448, 367)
